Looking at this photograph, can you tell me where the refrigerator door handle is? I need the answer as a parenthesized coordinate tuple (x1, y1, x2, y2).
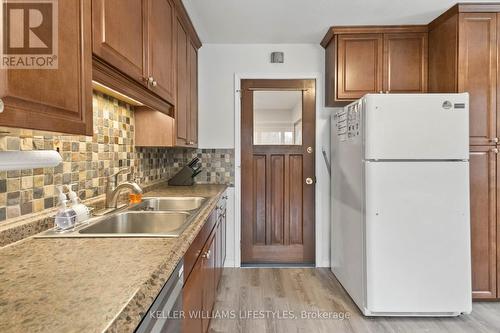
(322, 148, 331, 175)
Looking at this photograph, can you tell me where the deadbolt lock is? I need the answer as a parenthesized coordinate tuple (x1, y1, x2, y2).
(306, 177, 314, 185)
(307, 147, 313, 154)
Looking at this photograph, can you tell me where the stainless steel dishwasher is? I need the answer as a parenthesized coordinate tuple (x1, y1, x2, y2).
(135, 260, 184, 333)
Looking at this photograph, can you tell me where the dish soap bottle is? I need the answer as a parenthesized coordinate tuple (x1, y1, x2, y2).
(54, 186, 76, 230)
(66, 184, 90, 224)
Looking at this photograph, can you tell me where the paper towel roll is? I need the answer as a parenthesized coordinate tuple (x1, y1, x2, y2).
(0, 150, 62, 171)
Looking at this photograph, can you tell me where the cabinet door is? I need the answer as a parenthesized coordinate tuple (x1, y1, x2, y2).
(134, 109, 174, 147)
(383, 33, 428, 93)
(222, 211, 227, 265)
(92, 0, 145, 84)
(215, 220, 223, 289)
(146, 0, 175, 104)
(202, 232, 216, 333)
(0, 0, 92, 135)
(470, 146, 497, 299)
(183, 257, 203, 333)
(458, 13, 497, 146)
(187, 41, 198, 146)
(175, 18, 189, 146)
(337, 34, 383, 99)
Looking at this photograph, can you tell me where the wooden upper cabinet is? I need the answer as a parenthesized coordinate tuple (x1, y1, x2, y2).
(92, 0, 145, 84)
(469, 146, 497, 299)
(134, 108, 174, 147)
(145, 0, 176, 104)
(458, 13, 498, 146)
(383, 33, 428, 93)
(175, 17, 198, 147)
(175, 18, 189, 146)
(323, 26, 428, 106)
(0, 0, 92, 135)
(337, 34, 383, 100)
(188, 41, 198, 146)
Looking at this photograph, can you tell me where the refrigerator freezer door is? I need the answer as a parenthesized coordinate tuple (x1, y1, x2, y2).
(364, 94, 469, 160)
(364, 161, 472, 315)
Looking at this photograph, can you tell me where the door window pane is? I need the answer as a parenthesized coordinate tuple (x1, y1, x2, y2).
(253, 91, 302, 145)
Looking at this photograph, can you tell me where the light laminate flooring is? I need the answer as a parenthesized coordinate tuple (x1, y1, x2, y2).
(209, 268, 500, 333)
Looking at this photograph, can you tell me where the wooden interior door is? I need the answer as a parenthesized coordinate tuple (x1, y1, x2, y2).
(92, 0, 146, 84)
(337, 34, 383, 99)
(241, 79, 316, 264)
(470, 146, 497, 299)
(383, 32, 428, 93)
(458, 13, 497, 146)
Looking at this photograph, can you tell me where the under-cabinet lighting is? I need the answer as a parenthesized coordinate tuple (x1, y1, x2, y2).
(92, 81, 145, 106)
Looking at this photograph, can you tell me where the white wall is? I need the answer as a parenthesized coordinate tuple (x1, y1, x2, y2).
(198, 43, 334, 267)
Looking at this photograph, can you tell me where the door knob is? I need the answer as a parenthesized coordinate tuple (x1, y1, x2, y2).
(306, 177, 314, 185)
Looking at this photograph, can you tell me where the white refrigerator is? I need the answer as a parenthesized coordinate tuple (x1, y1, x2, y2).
(331, 93, 472, 316)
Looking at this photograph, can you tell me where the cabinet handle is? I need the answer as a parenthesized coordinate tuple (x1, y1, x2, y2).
(491, 148, 498, 154)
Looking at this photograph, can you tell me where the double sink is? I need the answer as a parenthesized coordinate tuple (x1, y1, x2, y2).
(37, 197, 206, 238)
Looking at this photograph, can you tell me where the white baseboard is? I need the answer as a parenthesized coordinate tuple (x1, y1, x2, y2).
(224, 259, 236, 268)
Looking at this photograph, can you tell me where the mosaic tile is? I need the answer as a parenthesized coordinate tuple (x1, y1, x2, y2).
(0, 92, 235, 224)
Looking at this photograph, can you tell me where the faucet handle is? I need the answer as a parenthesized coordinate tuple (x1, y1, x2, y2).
(109, 167, 129, 184)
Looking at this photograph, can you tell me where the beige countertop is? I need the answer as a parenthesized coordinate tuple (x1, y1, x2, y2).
(0, 184, 227, 333)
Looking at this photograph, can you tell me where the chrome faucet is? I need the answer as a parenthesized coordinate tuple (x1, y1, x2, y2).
(105, 168, 143, 209)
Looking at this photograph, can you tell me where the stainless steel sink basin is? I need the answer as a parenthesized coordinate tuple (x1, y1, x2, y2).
(132, 197, 206, 211)
(35, 196, 207, 239)
(78, 211, 191, 236)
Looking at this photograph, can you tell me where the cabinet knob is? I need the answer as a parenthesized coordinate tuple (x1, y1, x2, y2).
(491, 148, 499, 154)
(202, 250, 211, 259)
(147, 77, 154, 84)
(306, 177, 314, 185)
(490, 137, 499, 143)
(0, 99, 3, 113)
(152, 80, 157, 87)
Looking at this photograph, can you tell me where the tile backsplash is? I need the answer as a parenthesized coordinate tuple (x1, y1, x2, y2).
(0, 92, 234, 223)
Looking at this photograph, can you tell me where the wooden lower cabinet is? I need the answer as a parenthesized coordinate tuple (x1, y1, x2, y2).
(202, 231, 216, 333)
(182, 256, 203, 333)
(183, 195, 227, 333)
(470, 146, 498, 299)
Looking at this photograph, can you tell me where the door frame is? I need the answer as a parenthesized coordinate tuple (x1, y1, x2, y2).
(233, 72, 322, 267)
